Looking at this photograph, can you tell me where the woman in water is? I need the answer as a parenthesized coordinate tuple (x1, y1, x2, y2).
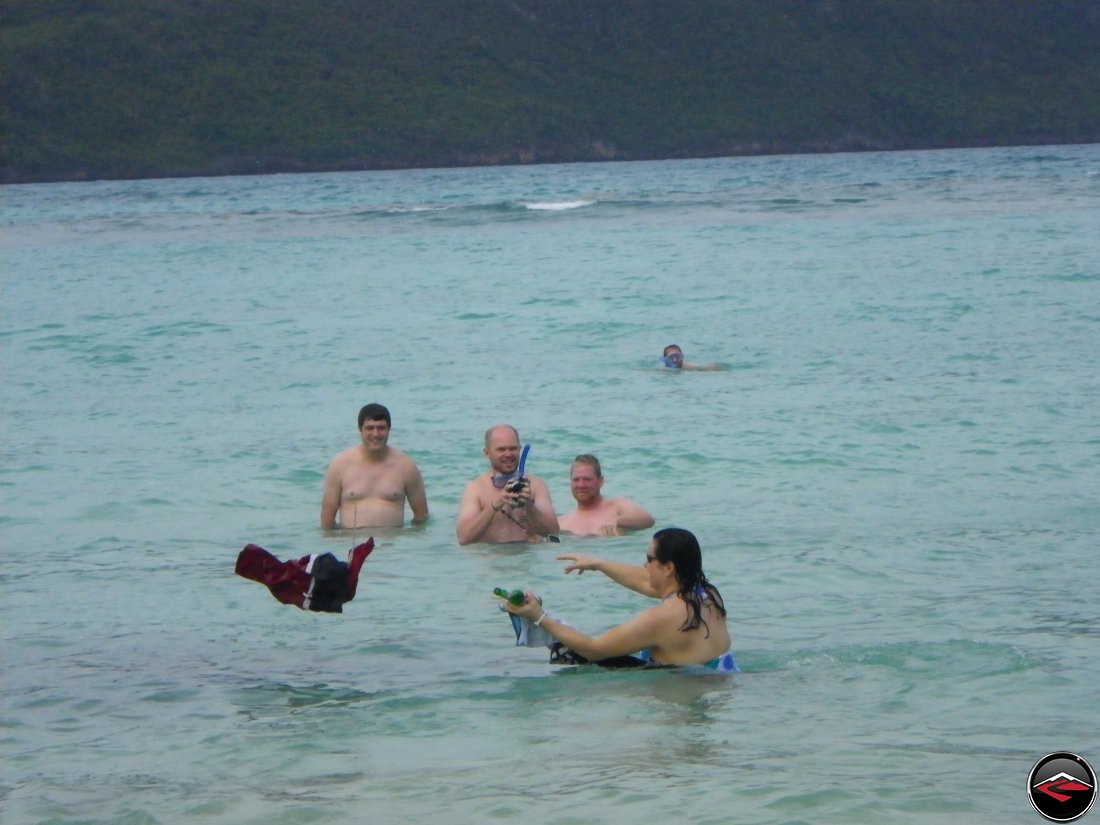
(505, 527, 735, 671)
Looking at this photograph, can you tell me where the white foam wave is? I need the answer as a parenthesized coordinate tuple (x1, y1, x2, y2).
(523, 199, 596, 211)
(387, 204, 448, 213)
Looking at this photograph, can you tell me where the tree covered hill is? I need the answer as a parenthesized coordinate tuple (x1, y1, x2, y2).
(3, 0, 1099, 183)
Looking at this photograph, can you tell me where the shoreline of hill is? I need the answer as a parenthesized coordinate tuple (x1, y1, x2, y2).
(6, 136, 1082, 187)
(8, 134, 1081, 186)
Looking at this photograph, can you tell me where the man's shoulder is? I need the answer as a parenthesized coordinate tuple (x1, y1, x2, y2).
(328, 445, 360, 466)
(585, 496, 624, 512)
(608, 496, 641, 508)
(463, 472, 492, 491)
(386, 446, 420, 466)
(458, 473, 493, 506)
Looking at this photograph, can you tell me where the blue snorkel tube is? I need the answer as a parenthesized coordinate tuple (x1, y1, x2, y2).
(516, 443, 530, 480)
(500, 443, 559, 543)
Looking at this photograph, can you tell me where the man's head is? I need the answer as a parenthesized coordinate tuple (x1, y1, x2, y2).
(358, 403, 391, 429)
(484, 424, 521, 475)
(662, 344, 684, 368)
(358, 403, 391, 449)
(570, 454, 604, 503)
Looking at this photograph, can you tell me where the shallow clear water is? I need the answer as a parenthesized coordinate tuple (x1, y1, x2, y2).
(2, 145, 1099, 824)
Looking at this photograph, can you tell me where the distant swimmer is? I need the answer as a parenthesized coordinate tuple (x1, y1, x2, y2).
(502, 528, 736, 671)
(321, 403, 429, 529)
(456, 424, 559, 545)
(660, 343, 723, 371)
(558, 454, 655, 537)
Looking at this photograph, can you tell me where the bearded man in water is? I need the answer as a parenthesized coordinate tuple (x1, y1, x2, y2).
(558, 454, 655, 537)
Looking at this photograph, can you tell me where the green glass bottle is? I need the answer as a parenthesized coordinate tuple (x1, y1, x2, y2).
(493, 587, 526, 606)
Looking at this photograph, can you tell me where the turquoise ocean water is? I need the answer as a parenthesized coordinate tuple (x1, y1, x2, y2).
(2, 145, 1099, 824)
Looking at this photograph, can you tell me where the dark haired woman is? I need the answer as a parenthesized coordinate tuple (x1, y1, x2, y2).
(504, 528, 736, 671)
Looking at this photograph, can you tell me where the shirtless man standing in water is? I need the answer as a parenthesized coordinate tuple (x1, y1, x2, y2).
(455, 424, 559, 545)
(558, 454, 655, 537)
(320, 403, 429, 529)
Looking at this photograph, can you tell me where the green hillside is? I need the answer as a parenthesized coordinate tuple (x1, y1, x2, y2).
(3, 0, 1099, 182)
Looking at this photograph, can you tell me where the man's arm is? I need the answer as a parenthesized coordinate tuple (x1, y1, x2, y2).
(456, 481, 497, 545)
(613, 499, 655, 531)
(320, 460, 342, 529)
(405, 461, 429, 523)
(684, 362, 723, 371)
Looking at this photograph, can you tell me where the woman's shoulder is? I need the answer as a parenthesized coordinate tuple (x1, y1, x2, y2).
(637, 597, 682, 622)
(654, 594, 695, 622)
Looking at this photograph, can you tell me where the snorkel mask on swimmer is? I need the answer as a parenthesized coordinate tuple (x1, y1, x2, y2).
(661, 352, 684, 368)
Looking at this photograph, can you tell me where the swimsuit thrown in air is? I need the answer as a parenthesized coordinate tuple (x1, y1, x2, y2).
(235, 538, 374, 613)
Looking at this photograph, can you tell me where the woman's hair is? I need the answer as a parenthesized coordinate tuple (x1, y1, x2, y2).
(651, 527, 726, 635)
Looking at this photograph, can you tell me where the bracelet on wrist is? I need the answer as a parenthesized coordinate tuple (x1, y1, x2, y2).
(533, 610, 547, 627)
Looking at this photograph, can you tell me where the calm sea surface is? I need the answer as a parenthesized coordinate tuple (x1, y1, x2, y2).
(2, 145, 1099, 824)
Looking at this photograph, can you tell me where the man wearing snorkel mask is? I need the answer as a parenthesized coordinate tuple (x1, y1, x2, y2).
(456, 424, 559, 545)
(661, 344, 723, 371)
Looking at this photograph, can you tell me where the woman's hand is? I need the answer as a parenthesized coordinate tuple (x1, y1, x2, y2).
(503, 590, 544, 620)
(557, 554, 603, 575)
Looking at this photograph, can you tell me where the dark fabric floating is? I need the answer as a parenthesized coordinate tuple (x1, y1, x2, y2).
(548, 642, 649, 669)
(235, 538, 374, 613)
